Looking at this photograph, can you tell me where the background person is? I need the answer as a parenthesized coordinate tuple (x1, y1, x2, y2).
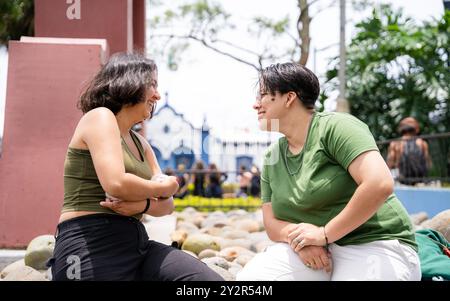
(205, 163, 228, 198)
(236, 165, 252, 197)
(249, 165, 261, 197)
(174, 163, 190, 199)
(191, 160, 206, 197)
(386, 117, 432, 185)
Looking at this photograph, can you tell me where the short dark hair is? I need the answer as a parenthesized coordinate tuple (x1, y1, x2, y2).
(78, 52, 157, 114)
(259, 63, 320, 109)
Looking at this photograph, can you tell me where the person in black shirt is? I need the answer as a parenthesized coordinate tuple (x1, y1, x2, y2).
(192, 161, 206, 197)
(205, 163, 228, 198)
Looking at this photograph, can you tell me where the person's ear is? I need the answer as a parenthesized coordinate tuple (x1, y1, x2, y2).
(285, 92, 297, 108)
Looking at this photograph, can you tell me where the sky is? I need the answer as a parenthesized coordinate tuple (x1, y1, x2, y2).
(0, 0, 446, 139)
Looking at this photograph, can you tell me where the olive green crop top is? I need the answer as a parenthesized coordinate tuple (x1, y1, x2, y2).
(62, 130, 153, 220)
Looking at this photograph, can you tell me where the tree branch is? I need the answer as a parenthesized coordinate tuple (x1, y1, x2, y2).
(151, 33, 261, 70)
(314, 0, 339, 16)
(211, 38, 262, 57)
(286, 31, 302, 48)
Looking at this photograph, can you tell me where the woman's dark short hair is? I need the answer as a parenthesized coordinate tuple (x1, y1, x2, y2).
(78, 52, 157, 114)
(259, 63, 320, 109)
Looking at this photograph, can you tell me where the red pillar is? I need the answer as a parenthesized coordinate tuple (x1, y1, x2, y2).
(0, 38, 107, 247)
(133, 0, 146, 52)
(34, 0, 140, 54)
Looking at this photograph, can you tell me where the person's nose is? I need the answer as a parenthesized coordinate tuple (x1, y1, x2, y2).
(253, 100, 261, 111)
(153, 89, 161, 101)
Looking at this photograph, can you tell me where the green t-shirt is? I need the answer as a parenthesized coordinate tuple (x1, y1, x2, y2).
(261, 112, 417, 251)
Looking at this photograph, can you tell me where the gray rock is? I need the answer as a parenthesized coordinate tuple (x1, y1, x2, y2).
(233, 254, 254, 267)
(421, 210, 450, 241)
(181, 207, 198, 215)
(210, 237, 234, 250)
(201, 256, 230, 270)
(208, 211, 227, 220)
(227, 262, 243, 277)
(220, 230, 250, 240)
(201, 218, 231, 229)
(1, 259, 25, 279)
(413, 224, 424, 231)
(176, 221, 200, 234)
(206, 264, 235, 281)
(44, 268, 52, 280)
(182, 250, 198, 259)
(251, 240, 275, 253)
(200, 226, 224, 237)
(226, 209, 249, 218)
(3, 265, 48, 281)
(410, 212, 429, 225)
(228, 214, 254, 223)
(233, 219, 260, 233)
(176, 210, 205, 228)
(24, 235, 55, 270)
(170, 229, 188, 247)
(181, 234, 221, 255)
(219, 238, 252, 250)
(37, 268, 52, 280)
(192, 215, 206, 228)
(248, 231, 270, 244)
(198, 249, 219, 260)
(218, 246, 256, 262)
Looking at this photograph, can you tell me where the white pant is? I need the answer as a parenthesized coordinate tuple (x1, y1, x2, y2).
(236, 240, 421, 281)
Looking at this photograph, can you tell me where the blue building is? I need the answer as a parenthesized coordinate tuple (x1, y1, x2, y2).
(144, 98, 276, 180)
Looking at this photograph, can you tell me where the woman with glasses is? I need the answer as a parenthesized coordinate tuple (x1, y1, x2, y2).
(48, 52, 223, 281)
(236, 62, 420, 281)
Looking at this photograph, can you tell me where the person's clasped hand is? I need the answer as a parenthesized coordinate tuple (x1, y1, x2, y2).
(152, 174, 179, 198)
(288, 222, 328, 250)
(287, 223, 332, 272)
(100, 197, 158, 216)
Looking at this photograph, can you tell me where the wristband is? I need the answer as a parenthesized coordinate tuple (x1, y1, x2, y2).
(141, 198, 151, 214)
(323, 226, 329, 249)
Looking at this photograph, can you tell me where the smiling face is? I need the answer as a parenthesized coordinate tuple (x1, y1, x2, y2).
(141, 71, 160, 120)
(253, 85, 284, 132)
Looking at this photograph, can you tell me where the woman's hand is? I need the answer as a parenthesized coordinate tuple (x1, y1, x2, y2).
(287, 223, 327, 250)
(100, 197, 157, 216)
(152, 174, 179, 198)
(287, 223, 331, 272)
(296, 245, 332, 273)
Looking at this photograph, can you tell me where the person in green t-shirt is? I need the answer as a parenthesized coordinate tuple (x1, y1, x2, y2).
(236, 62, 421, 281)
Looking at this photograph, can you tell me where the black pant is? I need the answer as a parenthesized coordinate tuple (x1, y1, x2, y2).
(48, 213, 224, 281)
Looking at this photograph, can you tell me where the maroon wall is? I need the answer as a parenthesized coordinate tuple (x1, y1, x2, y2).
(133, 0, 146, 52)
(0, 0, 147, 247)
(0, 39, 106, 247)
(35, 0, 135, 55)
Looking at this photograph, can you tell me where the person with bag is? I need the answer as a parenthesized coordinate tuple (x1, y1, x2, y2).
(387, 117, 432, 185)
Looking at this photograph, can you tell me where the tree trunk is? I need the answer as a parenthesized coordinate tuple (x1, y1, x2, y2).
(297, 0, 311, 66)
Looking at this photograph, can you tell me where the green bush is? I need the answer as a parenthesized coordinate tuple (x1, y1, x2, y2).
(174, 196, 262, 212)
